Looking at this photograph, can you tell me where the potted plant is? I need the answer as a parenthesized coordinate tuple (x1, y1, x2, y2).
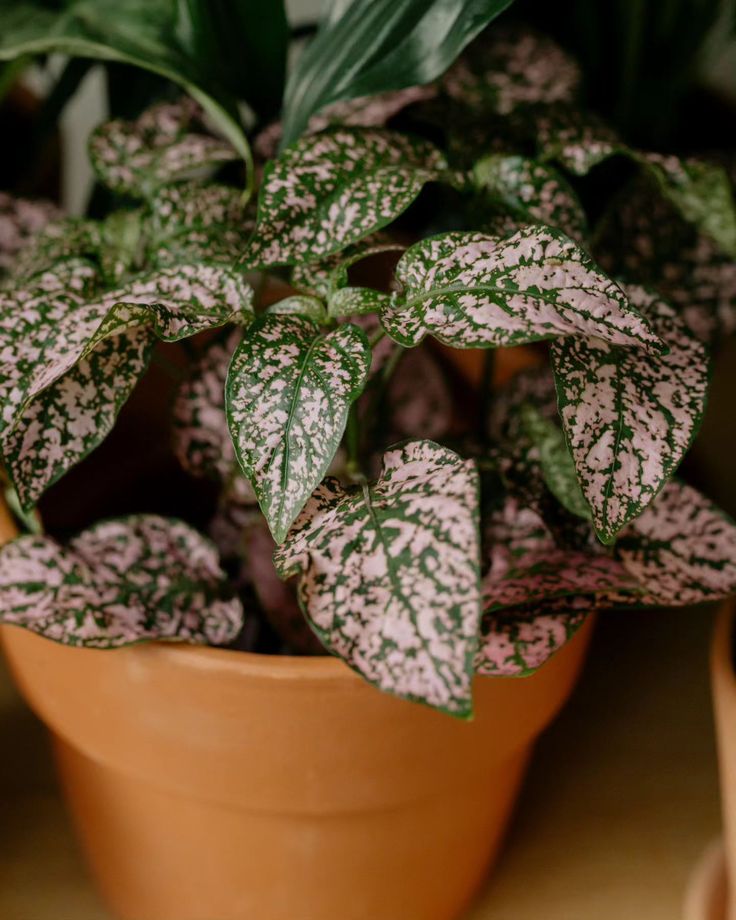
(1, 6, 736, 920)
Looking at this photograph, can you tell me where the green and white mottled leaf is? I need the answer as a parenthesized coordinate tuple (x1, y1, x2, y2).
(10, 218, 103, 283)
(265, 295, 326, 321)
(473, 154, 587, 242)
(0, 515, 243, 647)
(246, 127, 446, 267)
(328, 286, 390, 318)
(519, 403, 590, 520)
(610, 480, 736, 606)
(0, 192, 63, 274)
(290, 233, 404, 298)
(381, 228, 664, 351)
(274, 440, 481, 715)
(551, 285, 710, 543)
(226, 314, 371, 542)
(89, 99, 238, 198)
(0, 262, 253, 509)
(147, 181, 254, 268)
(443, 26, 581, 115)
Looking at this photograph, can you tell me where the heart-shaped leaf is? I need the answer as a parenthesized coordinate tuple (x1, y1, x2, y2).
(246, 127, 446, 267)
(280, 0, 512, 146)
(226, 314, 371, 542)
(147, 181, 255, 268)
(89, 99, 238, 198)
(609, 480, 736, 607)
(0, 192, 63, 273)
(476, 595, 589, 677)
(443, 25, 581, 115)
(0, 515, 243, 647)
(381, 228, 664, 351)
(473, 154, 587, 242)
(274, 440, 481, 715)
(0, 262, 253, 508)
(551, 285, 710, 542)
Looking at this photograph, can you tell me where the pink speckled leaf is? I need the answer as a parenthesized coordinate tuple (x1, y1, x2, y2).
(533, 104, 624, 176)
(274, 440, 481, 715)
(290, 233, 403, 298)
(147, 182, 255, 267)
(483, 498, 632, 612)
(0, 262, 253, 509)
(0, 515, 243, 647)
(610, 480, 736, 607)
(475, 595, 589, 677)
(596, 178, 736, 344)
(551, 285, 710, 543)
(246, 127, 446, 266)
(89, 99, 238, 198)
(473, 154, 587, 242)
(0, 192, 63, 273)
(226, 314, 371, 542)
(254, 85, 437, 160)
(444, 26, 580, 115)
(381, 228, 664, 351)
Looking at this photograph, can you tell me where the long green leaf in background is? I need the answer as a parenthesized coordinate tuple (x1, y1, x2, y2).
(0, 0, 250, 160)
(174, 0, 288, 121)
(280, 0, 516, 147)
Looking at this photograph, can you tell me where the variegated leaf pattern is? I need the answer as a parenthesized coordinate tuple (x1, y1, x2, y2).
(519, 403, 591, 520)
(266, 295, 326, 321)
(226, 315, 371, 542)
(476, 596, 589, 677)
(274, 440, 481, 715)
(641, 154, 736, 258)
(89, 99, 238, 198)
(0, 192, 62, 274)
(254, 85, 437, 160)
(290, 233, 401, 298)
(0, 262, 253, 509)
(147, 182, 255, 267)
(483, 497, 632, 614)
(0, 515, 243, 647)
(381, 228, 663, 351)
(473, 154, 587, 242)
(443, 26, 581, 115)
(610, 480, 736, 607)
(533, 104, 624, 176)
(246, 127, 447, 266)
(551, 284, 710, 542)
(596, 179, 736, 344)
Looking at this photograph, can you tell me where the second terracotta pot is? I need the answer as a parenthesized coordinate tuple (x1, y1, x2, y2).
(1, 613, 593, 920)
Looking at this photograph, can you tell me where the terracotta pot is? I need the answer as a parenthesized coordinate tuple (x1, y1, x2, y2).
(0, 505, 593, 920)
(712, 602, 736, 918)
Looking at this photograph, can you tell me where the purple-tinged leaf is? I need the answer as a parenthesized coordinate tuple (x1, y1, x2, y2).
(0, 515, 243, 648)
(254, 85, 437, 160)
(0, 192, 63, 273)
(443, 26, 581, 115)
(274, 440, 481, 715)
(610, 480, 736, 607)
(473, 154, 587, 242)
(226, 314, 371, 542)
(89, 99, 238, 198)
(475, 595, 589, 677)
(147, 182, 255, 268)
(246, 127, 446, 266)
(551, 285, 710, 543)
(381, 228, 664, 351)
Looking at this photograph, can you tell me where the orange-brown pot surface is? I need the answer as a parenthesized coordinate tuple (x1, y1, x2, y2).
(712, 602, 736, 919)
(0, 507, 593, 920)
